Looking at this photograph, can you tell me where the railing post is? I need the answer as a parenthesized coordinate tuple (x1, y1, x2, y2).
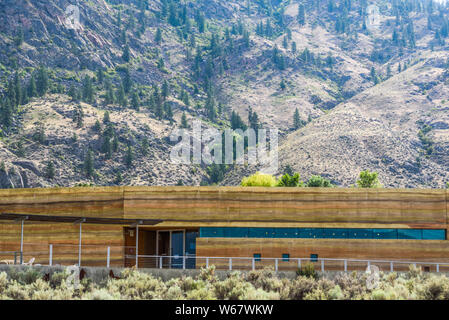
(298, 258, 301, 269)
(252, 258, 255, 271)
(183, 256, 186, 270)
(49, 244, 53, 266)
(437, 264, 440, 273)
(229, 258, 232, 271)
(106, 247, 110, 268)
(14, 252, 17, 265)
(321, 259, 324, 272)
(159, 256, 163, 269)
(367, 261, 370, 270)
(344, 260, 347, 272)
(390, 262, 394, 272)
(275, 258, 278, 272)
(206, 257, 209, 268)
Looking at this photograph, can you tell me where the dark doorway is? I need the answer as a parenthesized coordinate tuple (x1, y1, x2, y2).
(124, 228, 156, 268)
(158, 231, 171, 268)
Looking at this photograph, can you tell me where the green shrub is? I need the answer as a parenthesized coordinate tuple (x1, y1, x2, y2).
(296, 263, 318, 279)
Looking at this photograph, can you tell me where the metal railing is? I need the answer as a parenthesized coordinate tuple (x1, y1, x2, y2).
(0, 251, 22, 265)
(134, 255, 449, 273)
(2, 244, 449, 273)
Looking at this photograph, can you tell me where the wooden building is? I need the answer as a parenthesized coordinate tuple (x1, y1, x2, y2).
(0, 186, 448, 270)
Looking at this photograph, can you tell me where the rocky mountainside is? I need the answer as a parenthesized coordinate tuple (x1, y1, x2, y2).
(0, 0, 448, 188)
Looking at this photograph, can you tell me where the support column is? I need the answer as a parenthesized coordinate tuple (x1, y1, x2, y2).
(136, 224, 139, 268)
(78, 222, 82, 267)
(20, 219, 24, 264)
(74, 218, 86, 267)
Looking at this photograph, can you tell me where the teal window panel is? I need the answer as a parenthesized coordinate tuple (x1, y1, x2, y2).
(322, 228, 347, 239)
(254, 253, 261, 262)
(299, 228, 324, 239)
(310, 254, 318, 262)
(275, 228, 297, 238)
(372, 229, 398, 239)
(422, 229, 446, 240)
(248, 228, 274, 238)
(223, 227, 249, 238)
(347, 229, 373, 239)
(200, 227, 224, 238)
(398, 229, 422, 239)
(282, 254, 290, 262)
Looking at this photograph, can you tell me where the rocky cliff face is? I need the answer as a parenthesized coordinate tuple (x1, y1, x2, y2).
(0, 0, 448, 188)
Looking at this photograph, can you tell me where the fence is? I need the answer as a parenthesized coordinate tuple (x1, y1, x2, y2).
(2, 244, 449, 273)
(135, 255, 449, 273)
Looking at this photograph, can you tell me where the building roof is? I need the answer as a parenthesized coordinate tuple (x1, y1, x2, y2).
(0, 213, 162, 225)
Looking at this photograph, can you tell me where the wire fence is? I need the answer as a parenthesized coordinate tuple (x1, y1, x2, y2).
(2, 244, 449, 273)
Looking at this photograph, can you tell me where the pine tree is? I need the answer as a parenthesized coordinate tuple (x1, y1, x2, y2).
(27, 75, 37, 98)
(164, 102, 173, 121)
(131, 91, 140, 111)
(125, 145, 133, 168)
(293, 108, 302, 130)
(104, 80, 115, 105)
(116, 83, 127, 107)
(162, 80, 169, 100)
(115, 172, 123, 184)
(97, 68, 104, 85)
(122, 67, 132, 94)
(13, 73, 22, 106)
(36, 66, 48, 97)
(82, 75, 94, 104)
(84, 148, 94, 178)
(298, 4, 305, 26)
(181, 112, 188, 128)
(103, 111, 110, 124)
(280, 79, 286, 90)
(291, 41, 297, 53)
(155, 28, 162, 45)
(122, 44, 130, 62)
(141, 137, 149, 156)
(45, 161, 55, 179)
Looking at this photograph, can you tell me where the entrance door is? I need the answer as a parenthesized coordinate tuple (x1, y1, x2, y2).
(171, 231, 184, 269)
(158, 231, 170, 268)
(185, 231, 198, 269)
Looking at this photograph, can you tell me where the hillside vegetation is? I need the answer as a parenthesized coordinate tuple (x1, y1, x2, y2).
(0, 0, 448, 188)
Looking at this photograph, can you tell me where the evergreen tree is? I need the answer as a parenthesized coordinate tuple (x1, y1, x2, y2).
(162, 80, 169, 100)
(141, 137, 149, 156)
(73, 105, 84, 128)
(104, 80, 115, 105)
(292, 41, 297, 53)
(36, 66, 49, 97)
(45, 161, 55, 179)
(27, 75, 37, 98)
(97, 68, 104, 85)
(116, 83, 127, 107)
(293, 108, 302, 130)
(84, 148, 95, 178)
(122, 67, 132, 94)
(125, 145, 133, 168)
(131, 91, 140, 111)
(122, 44, 130, 62)
(155, 28, 162, 45)
(103, 111, 110, 124)
(181, 112, 188, 128)
(115, 172, 123, 184)
(298, 4, 305, 25)
(82, 75, 94, 104)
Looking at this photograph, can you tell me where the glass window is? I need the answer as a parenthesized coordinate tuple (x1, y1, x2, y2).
(310, 254, 318, 262)
(282, 254, 290, 262)
(253, 253, 261, 262)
